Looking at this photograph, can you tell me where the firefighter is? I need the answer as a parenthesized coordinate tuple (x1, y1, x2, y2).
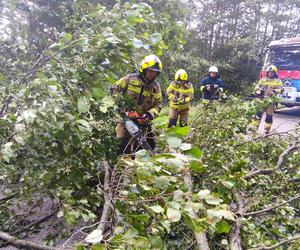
(200, 66, 224, 104)
(167, 69, 194, 128)
(110, 54, 163, 155)
(249, 65, 283, 134)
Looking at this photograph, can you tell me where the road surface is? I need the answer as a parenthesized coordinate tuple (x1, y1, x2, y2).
(258, 106, 300, 133)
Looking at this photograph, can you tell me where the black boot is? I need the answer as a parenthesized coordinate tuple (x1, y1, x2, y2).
(167, 118, 177, 128)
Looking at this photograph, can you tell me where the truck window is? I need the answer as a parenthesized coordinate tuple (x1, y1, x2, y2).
(266, 47, 300, 70)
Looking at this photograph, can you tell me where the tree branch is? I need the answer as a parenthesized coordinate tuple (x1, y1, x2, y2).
(235, 128, 298, 147)
(0, 231, 56, 250)
(275, 144, 298, 169)
(97, 161, 113, 234)
(183, 170, 210, 250)
(62, 221, 101, 248)
(0, 37, 87, 117)
(244, 195, 300, 217)
(0, 193, 15, 205)
(229, 191, 245, 250)
(247, 234, 300, 250)
(13, 209, 58, 235)
(245, 144, 299, 179)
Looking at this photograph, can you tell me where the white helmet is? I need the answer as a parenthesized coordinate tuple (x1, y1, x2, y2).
(209, 66, 218, 73)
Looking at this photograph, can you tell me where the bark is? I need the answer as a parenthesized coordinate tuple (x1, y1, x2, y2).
(229, 191, 245, 250)
(0, 231, 57, 250)
(183, 170, 210, 250)
(97, 161, 112, 233)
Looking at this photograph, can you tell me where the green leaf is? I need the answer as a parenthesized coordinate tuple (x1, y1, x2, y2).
(161, 220, 171, 233)
(85, 229, 103, 244)
(150, 32, 162, 44)
(76, 119, 92, 133)
(127, 14, 144, 25)
(189, 160, 204, 173)
(136, 168, 152, 180)
(61, 32, 72, 42)
(1, 142, 15, 162)
(82, 211, 96, 222)
(183, 214, 206, 233)
(128, 214, 149, 223)
(197, 189, 211, 199)
(205, 195, 223, 205)
(22, 109, 37, 124)
(150, 236, 163, 249)
(207, 209, 235, 221)
(150, 205, 164, 213)
(167, 208, 181, 222)
(153, 45, 163, 56)
(216, 220, 231, 234)
(221, 180, 235, 189)
(133, 38, 143, 48)
(221, 239, 229, 245)
(77, 245, 86, 250)
(77, 96, 90, 113)
(57, 210, 64, 218)
(167, 136, 182, 148)
(155, 176, 170, 190)
(168, 126, 190, 136)
(185, 147, 202, 159)
(92, 88, 106, 101)
(179, 143, 192, 151)
(123, 228, 138, 240)
(165, 158, 185, 173)
(91, 245, 106, 250)
(101, 96, 115, 107)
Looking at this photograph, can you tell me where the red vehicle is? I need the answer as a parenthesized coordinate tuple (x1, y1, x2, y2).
(260, 37, 300, 107)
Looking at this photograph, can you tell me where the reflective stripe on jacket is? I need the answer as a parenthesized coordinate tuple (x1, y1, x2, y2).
(167, 81, 194, 110)
(111, 73, 162, 118)
(254, 77, 283, 97)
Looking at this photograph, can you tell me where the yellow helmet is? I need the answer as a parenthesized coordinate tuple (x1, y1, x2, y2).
(139, 54, 162, 73)
(175, 69, 188, 81)
(266, 65, 278, 73)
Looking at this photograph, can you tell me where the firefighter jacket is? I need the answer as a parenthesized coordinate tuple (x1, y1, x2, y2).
(111, 73, 162, 119)
(167, 81, 194, 110)
(254, 77, 283, 98)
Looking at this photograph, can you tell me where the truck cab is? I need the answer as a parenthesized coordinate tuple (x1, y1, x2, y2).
(260, 37, 300, 106)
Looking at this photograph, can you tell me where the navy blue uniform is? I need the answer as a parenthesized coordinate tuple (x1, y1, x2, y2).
(200, 76, 224, 102)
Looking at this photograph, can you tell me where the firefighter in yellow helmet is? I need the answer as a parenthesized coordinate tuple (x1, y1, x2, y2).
(249, 65, 283, 134)
(167, 69, 194, 128)
(110, 54, 163, 155)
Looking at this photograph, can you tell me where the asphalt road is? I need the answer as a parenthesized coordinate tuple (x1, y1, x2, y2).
(258, 106, 300, 133)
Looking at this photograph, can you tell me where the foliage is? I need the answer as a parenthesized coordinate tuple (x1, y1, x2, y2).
(189, 99, 300, 249)
(0, 1, 299, 250)
(0, 0, 185, 244)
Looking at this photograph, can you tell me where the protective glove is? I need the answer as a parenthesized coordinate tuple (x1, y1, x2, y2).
(140, 112, 153, 124)
(184, 97, 192, 103)
(177, 98, 183, 104)
(144, 112, 153, 120)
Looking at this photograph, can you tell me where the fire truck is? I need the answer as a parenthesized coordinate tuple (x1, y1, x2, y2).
(260, 37, 300, 106)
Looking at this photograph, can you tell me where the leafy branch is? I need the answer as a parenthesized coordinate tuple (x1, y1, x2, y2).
(245, 144, 299, 179)
(244, 195, 300, 217)
(247, 234, 300, 250)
